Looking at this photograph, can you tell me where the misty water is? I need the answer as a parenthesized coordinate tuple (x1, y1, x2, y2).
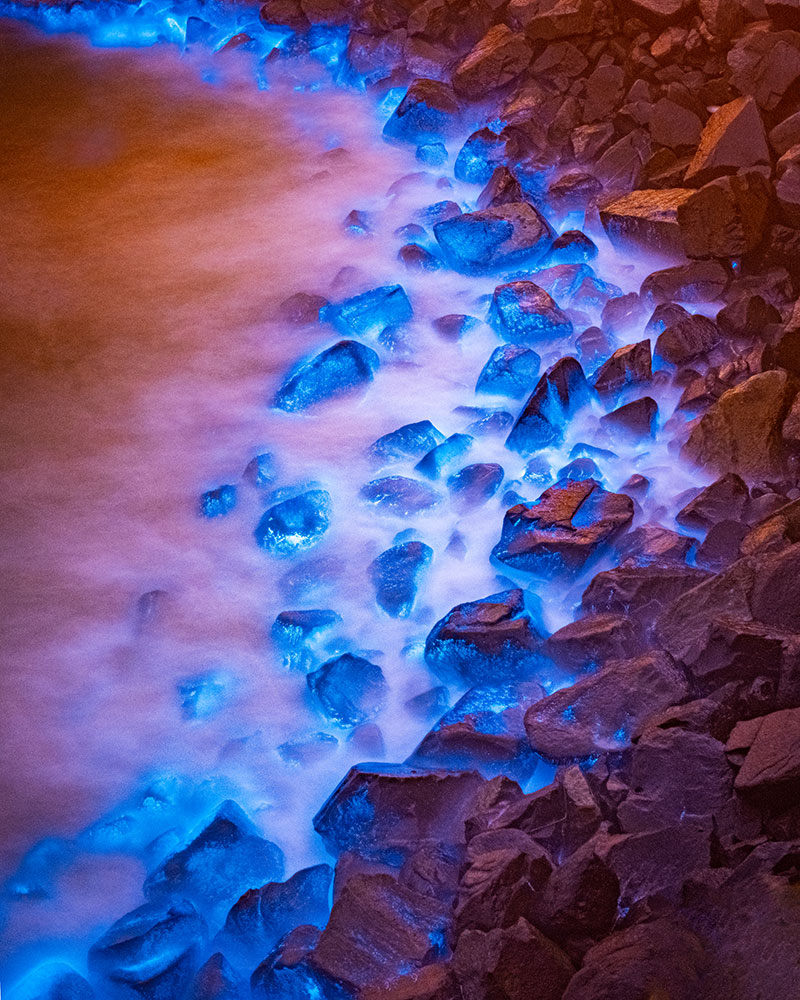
(0, 10, 707, 984)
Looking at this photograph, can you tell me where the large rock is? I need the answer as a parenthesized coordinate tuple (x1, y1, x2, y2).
(592, 340, 651, 396)
(640, 260, 729, 303)
(728, 708, 800, 800)
(524, 651, 688, 762)
(685, 96, 770, 186)
(511, 0, 594, 41)
(383, 79, 461, 143)
(370, 541, 432, 618)
(678, 172, 773, 259)
(727, 29, 800, 112)
(434, 202, 554, 274)
(582, 565, 712, 619)
(655, 313, 719, 365)
(676, 473, 749, 530)
(542, 613, 641, 672)
(505, 356, 591, 453)
(452, 25, 532, 99)
(599, 188, 693, 257)
(619, 0, 695, 25)
(274, 341, 379, 411)
(492, 479, 633, 576)
(682, 370, 796, 477)
(488, 281, 572, 343)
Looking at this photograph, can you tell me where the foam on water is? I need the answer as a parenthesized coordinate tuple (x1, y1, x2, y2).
(0, 6, 714, 984)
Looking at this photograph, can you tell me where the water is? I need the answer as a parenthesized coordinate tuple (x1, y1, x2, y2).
(0, 10, 709, 984)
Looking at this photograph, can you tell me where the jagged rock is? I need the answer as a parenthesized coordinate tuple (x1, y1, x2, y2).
(655, 313, 719, 364)
(370, 541, 432, 618)
(582, 565, 712, 619)
(278, 291, 329, 325)
(493, 478, 634, 576)
(676, 474, 749, 530)
(685, 96, 770, 187)
(619, 0, 695, 25)
(680, 617, 787, 694)
(186, 953, 245, 1000)
(250, 925, 326, 1000)
(727, 29, 800, 112)
(361, 964, 458, 1000)
(452, 25, 532, 99)
(728, 707, 800, 802)
(448, 463, 504, 510)
(453, 918, 573, 1000)
(592, 340, 651, 396)
(476, 344, 540, 398)
(777, 165, 800, 227)
(614, 523, 694, 567)
(594, 129, 651, 192)
(424, 589, 545, 685)
(488, 281, 572, 342)
(506, 356, 591, 453)
(696, 520, 752, 570)
(434, 202, 554, 273)
(717, 293, 781, 339)
(384, 79, 461, 143)
(749, 542, 800, 631)
(548, 173, 602, 213)
(600, 396, 658, 437)
(542, 614, 641, 672)
(454, 129, 512, 185)
(477, 167, 525, 210)
(274, 341, 379, 411)
(524, 651, 688, 762)
(307, 653, 387, 727)
(599, 188, 692, 257)
(511, 0, 594, 41)
(640, 260, 729, 303)
(313, 765, 486, 861)
(678, 172, 773, 259)
(453, 843, 552, 936)
(683, 370, 797, 477)
(600, 292, 646, 335)
(650, 98, 703, 152)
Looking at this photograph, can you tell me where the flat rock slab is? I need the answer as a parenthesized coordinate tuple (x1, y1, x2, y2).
(599, 188, 693, 257)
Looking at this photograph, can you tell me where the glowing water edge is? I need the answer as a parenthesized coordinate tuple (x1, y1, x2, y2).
(0, 5, 708, 992)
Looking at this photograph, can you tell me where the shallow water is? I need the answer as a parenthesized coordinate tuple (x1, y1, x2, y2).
(0, 12, 707, 982)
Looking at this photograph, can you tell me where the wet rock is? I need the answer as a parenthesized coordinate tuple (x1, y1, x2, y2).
(488, 280, 572, 343)
(271, 609, 340, 662)
(452, 25, 532, 100)
(685, 96, 770, 187)
(683, 370, 797, 477)
(415, 433, 472, 480)
(492, 479, 634, 576)
(460, 408, 514, 438)
(200, 484, 236, 518)
(530, 263, 593, 301)
(432, 314, 480, 340)
(89, 900, 207, 1000)
(425, 589, 545, 685)
(370, 421, 445, 462)
(313, 765, 487, 861)
(614, 522, 694, 566)
(676, 473, 749, 530)
(454, 129, 511, 185)
(360, 964, 458, 1000)
(8, 964, 96, 1000)
(243, 452, 276, 488)
(546, 229, 598, 265)
(383, 79, 461, 144)
(727, 28, 800, 112)
(582, 565, 712, 619)
(186, 953, 245, 1000)
(476, 344, 540, 398)
(644, 301, 690, 336)
(525, 651, 688, 762)
(600, 292, 646, 336)
(274, 341, 379, 411)
(678, 172, 773, 259)
(278, 291, 329, 324)
(453, 918, 573, 1000)
(360, 476, 442, 515)
(447, 463, 504, 510)
(433, 202, 554, 274)
(143, 801, 284, 916)
(409, 680, 544, 781)
(600, 396, 658, 437)
(600, 188, 692, 257)
(513, 0, 594, 41)
(308, 653, 388, 727)
(543, 614, 642, 672)
(655, 312, 719, 365)
(717, 293, 781, 339)
(250, 925, 331, 1000)
(405, 687, 450, 722)
(399, 243, 442, 271)
(322, 285, 413, 337)
(370, 541, 433, 618)
(255, 489, 331, 555)
(728, 707, 800, 801)
(592, 340, 651, 397)
(506, 356, 591, 453)
(548, 173, 602, 213)
(476, 166, 525, 210)
(640, 260, 730, 303)
(594, 129, 652, 193)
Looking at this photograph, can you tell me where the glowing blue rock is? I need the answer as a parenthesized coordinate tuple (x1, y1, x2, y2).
(178, 670, 236, 721)
(321, 285, 413, 337)
(370, 420, 445, 462)
(343, 209, 375, 236)
(88, 899, 207, 1000)
(6, 837, 73, 899)
(369, 541, 433, 618)
(457, 407, 514, 437)
(476, 345, 541, 398)
(277, 732, 338, 766)
(220, 864, 333, 966)
(488, 281, 573, 343)
(433, 202, 554, 274)
(199, 484, 237, 518)
(251, 926, 348, 1000)
(271, 609, 341, 668)
(307, 653, 388, 728)
(546, 230, 598, 265)
(424, 589, 546, 685)
(557, 457, 602, 482)
(447, 463, 504, 510)
(414, 200, 460, 225)
(505, 356, 591, 455)
(8, 963, 95, 1000)
(415, 432, 473, 479)
(254, 489, 331, 555)
(274, 341, 379, 411)
(186, 953, 245, 1000)
(529, 263, 594, 301)
(243, 452, 277, 488)
(398, 243, 441, 271)
(570, 274, 624, 313)
(143, 800, 284, 915)
(360, 476, 441, 516)
(383, 79, 460, 144)
(416, 141, 447, 166)
(454, 128, 508, 184)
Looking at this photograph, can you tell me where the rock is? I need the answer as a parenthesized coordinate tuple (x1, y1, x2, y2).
(452, 26, 532, 99)
(676, 473, 749, 530)
(582, 565, 712, 619)
(680, 616, 787, 694)
(727, 29, 800, 112)
(370, 541, 432, 618)
(8, 964, 96, 1000)
(548, 173, 602, 213)
(594, 129, 652, 193)
(777, 164, 800, 227)
(492, 479, 634, 576)
(278, 291, 329, 324)
(433, 202, 554, 274)
(416, 433, 473, 479)
(654, 313, 719, 365)
(383, 79, 461, 143)
(454, 129, 512, 185)
(360, 476, 442, 515)
(682, 370, 796, 477)
(506, 356, 591, 453)
(143, 801, 284, 916)
(447, 463, 504, 510)
(308, 874, 450, 993)
(717, 294, 781, 339)
(424, 589, 545, 685)
(488, 281, 573, 343)
(685, 96, 771, 186)
(619, 0, 695, 25)
(600, 396, 658, 437)
(476, 345, 540, 398)
(524, 651, 688, 762)
(370, 421, 445, 463)
(600, 188, 693, 256)
(313, 765, 487, 861)
(199, 485, 236, 518)
(601, 293, 646, 336)
(512, 0, 594, 41)
(728, 707, 800, 801)
(454, 840, 552, 934)
(254, 489, 331, 555)
(89, 900, 207, 1000)
(453, 918, 573, 1000)
(250, 925, 329, 1000)
(274, 341, 380, 411)
(361, 965, 458, 1000)
(476, 167, 526, 211)
(308, 653, 388, 727)
(562, 917, 705, 1000)
(399, 244, 441, 271)
(749, 542, 800, 631)
(243, 453, 276, 488)
(645, 301, 690, 336)
(432, 314, 480, 340)
(650, 98, 703, 152)
(592, 340, 651, 396)
(640, 260, 730, 303)
(186, 953, 245, 1000)
(322, 285, 413, 337)
(678, 172, 773, 259)
(614, 522, 694, 567)
(543, 614, 642, 672)
(546, 229, 598, 265)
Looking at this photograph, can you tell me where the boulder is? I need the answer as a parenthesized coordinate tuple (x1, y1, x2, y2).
(307, 653, 388, 727)
(678, 172, 773, 259)
(685, 96, 771, 186)
(599, 396, 658, 437)
(728, 707, 800, 801)
(452, 26, 532, 100)
(582, 565, 712, 619)
(511, 0, 594, 41)
(592, 340, 651, 396)
(360, 476, 442, 515)
(506, 356, 591, 453)
(542, 613, 642, 672)
(370, 541, 433, 618)
(434, 202, 555, 273)
(676, 473, 749, 530)
(383, 79, 461, 143)
(274, 341, 379, 411)
(640, 260, 729, 303)
(727, 29, 800, 112)
(599, 188, 692, 257)
(488, 281, 572, 342)
(655, 313, 719, 365)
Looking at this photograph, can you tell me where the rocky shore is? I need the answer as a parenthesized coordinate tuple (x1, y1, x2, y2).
(7, 0, 800, 998)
